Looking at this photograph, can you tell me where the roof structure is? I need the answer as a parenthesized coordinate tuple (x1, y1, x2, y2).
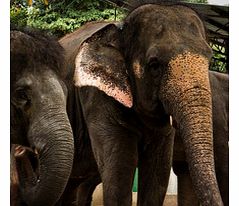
(190, 3, 228, 39)
(188, 3, 229, 72)
(104, 0, 229, 72)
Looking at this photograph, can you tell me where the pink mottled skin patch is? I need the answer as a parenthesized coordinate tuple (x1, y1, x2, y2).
(74, 44, 133, 108)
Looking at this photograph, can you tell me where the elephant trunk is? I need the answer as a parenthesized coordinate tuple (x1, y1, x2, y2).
(175, 90, 222, 206)
(160, 52, 223, 206)
(17, 106, 74, 206)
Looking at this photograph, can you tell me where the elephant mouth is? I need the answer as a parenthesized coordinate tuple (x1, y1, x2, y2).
(135, 101, 161, 117)
(12, 145, 40, 191)
(135, 100, 171, 128)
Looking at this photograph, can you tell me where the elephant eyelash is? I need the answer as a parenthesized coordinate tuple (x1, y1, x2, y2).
(15, 89, 29, 100)
(148, 60, 160, 69)
(147, 60, 163, 77)
(13, 88, 32, 109)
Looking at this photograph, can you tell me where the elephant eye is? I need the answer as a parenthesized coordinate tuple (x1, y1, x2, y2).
(13, 87, 31, 109)
(16, 88, 28, 100)
(147, 58, 161, 76)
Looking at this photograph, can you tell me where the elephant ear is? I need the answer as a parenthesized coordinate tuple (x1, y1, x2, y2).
(74, 24, 133, 108)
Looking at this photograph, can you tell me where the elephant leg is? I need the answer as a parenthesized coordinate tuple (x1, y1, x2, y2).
(56, 175, 100, 206)
(212, 119, 229, 206)
(56, 178, 80, 206)
(89, 125, 138, 206)
(137, 128, 174, 206)
(76, 175, 101, 206)
(173, 161, 199, 206)
(214, 145, 229, 206)
(56, 180, 85, 206)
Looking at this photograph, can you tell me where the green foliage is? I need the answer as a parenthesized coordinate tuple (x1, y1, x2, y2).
(10, 0, 209, 37)
(209, 44, 227, 73)
(10, 0, 126, 37)
(10, 4, 28, 27)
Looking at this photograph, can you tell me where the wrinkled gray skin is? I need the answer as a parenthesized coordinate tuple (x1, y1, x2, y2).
(173, 71, 229, 206)
(10, 29, 74, 206)
(59, 2, 223, 206)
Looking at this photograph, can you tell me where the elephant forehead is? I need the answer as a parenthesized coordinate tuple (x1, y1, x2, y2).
(74, 43, 133, 108)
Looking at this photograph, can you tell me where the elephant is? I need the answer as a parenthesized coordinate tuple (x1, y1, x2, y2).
(173, 70, 229, 206)
(60, 21, 146, 206)
(58, 1, 223, 206)
(10, 27, 74, 205)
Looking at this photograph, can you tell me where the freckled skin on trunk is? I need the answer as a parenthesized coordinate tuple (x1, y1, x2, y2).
(160, 52, 223, 206)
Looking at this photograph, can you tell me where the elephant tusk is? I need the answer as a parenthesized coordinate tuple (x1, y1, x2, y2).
(170, 115, 173, 126)
(15, 145, 26, 157)
(34, 148, 39, 155)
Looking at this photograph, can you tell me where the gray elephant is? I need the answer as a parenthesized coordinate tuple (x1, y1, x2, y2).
(173, 71, 229, 206)
(60, 22, 145, 206)
(59, 1, 223, 206)
(10, 27, 74, 205)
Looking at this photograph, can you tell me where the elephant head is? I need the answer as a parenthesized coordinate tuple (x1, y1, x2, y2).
(10, 28, 74, 205)
(72, 2, 222, 206)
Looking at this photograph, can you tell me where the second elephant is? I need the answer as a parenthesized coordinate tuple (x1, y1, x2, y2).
(60, 3, 222, 205)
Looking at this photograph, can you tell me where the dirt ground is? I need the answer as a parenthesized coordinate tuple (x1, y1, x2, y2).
(92, 184, 177, 206)
(162, 195, 177, 206)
